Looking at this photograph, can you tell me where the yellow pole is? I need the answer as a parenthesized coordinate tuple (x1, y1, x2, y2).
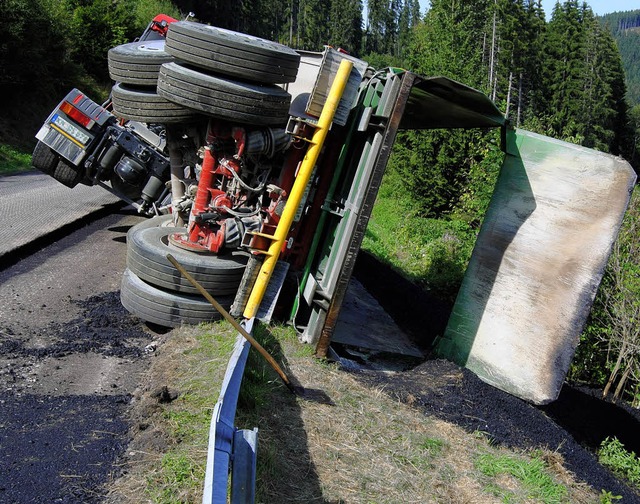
(243, 58, 354, 319)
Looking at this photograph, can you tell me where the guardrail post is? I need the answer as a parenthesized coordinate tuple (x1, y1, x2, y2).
(203, 322, 255, 504)
(231, 428, 259, 503)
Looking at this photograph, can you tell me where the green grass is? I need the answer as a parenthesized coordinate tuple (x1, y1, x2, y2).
(0, 144, 32, 174)
(598, 437, 640, 489)
(362, 169, 478, 302)
(476, 452, 569, 503)
(141, 323, 238, 503)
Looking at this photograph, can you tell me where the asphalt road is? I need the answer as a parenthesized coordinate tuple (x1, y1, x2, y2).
(0, 174, 153, 502)
(0, 171, 119, 262)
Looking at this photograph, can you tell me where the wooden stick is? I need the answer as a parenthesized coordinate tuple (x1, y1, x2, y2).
(165, 253, 296, 393)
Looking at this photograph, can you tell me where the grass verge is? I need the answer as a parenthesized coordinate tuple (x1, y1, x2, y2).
(106, 322, 237, 503)
(236, 324, 600, 503)
(598, 437, 640, 490)
(107, 319, 601, 503)
(476, 451, 569, 503)
(0, 144, 32, 175)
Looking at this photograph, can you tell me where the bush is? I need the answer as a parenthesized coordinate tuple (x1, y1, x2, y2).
(389, 129, 501, 222)
(598, 437, 640, 488)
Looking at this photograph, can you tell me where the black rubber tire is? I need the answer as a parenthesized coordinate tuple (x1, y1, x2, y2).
(111, 82, 198, 124)
(121, 268, 234, 327)
(165, 21, 299, 84)
(157, 62, 291, 126)
(31, 141, 58, 175)
(52, 159, 84, 188)
(126, 217, 248, 295)
(108, 40, 174, 85)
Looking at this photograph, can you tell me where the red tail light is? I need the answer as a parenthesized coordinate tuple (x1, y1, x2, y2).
(60, 101, 93, 128)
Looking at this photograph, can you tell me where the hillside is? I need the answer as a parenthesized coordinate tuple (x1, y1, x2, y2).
(600, 9, 640, 105)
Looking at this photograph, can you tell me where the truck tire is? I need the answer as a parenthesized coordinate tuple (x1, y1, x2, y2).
(52, 160, 84, 188)
(111, 82, 198, 124)
(31, 141, 58, 175)
(108, 40, 174, 86)
(120, 268, 233, 327)
(126, 220, 248, 295)
(165, 21, 299, 84)
(157, 62, 291, 126)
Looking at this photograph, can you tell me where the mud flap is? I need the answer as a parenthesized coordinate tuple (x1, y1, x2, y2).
(436, 128, 637, 405)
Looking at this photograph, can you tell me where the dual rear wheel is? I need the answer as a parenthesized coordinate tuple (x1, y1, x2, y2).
(120, 216, 249, 327)
(109, 20, 299, 126)
(31, 141, 85, 188)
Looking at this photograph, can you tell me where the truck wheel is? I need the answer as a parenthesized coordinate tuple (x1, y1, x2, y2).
(165, 21, 299, 84)
(120, 268, 233, 327)
(157, 62, 291, 126)
(108, 40, 174, 86)
(111, 82, 198, 123)
(126, 220, 248, 295)
(52, 160, 84, 188)
(31, 141, 58, 175)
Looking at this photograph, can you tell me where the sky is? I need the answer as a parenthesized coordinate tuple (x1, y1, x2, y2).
(539, 0, 640, 17)
(420, 0, 640, 19)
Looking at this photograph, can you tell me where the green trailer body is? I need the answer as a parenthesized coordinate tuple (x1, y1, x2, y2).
(436, 128, 636, 404)
(296, 62, 636, 404)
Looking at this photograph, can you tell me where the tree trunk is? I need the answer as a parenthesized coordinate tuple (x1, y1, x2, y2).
(614, 365, 632, 401)
(604, 340, 628, 399)
(505, 71, 513, 118)
(516, 72, 523, 127)
(489, 5, 497, 93)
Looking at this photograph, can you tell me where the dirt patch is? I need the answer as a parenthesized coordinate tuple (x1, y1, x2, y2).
(0, 292, 152, 397)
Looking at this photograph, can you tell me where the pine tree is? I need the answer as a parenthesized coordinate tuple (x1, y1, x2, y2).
(297, 0, 331, 50)
(365, 0, 389, 54)
(395, 0, 499, 221)
(538, 1, 629, 153)
(518, 0, 546, 127)
(543, 1, 590, 142)
(600, 9, 640, 106)
(328, 0, 363, 54)
(397, 0, 422, 59)
(408, 0, 490, 87)
(630, 105, 640, 169)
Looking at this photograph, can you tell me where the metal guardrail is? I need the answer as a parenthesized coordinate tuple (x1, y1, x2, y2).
(202, 318, 258, 504)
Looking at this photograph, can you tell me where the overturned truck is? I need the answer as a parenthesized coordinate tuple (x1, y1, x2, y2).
(33, 16, 636, 405)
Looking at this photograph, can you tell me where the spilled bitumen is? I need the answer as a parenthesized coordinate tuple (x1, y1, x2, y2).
(0, 393, 130, 503)
(350, 251, 640, 502)
(0, 293, 148, 361)
(0, 291, 153, 503)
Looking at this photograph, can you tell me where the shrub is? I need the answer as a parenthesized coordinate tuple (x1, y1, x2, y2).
(598, 437, 640, 488)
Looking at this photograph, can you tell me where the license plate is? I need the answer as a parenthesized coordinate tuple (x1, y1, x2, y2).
(51, 113, 91, 145)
